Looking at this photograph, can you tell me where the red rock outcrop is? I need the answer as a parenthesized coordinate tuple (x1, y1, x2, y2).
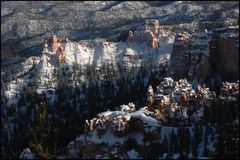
(52, 35, 60, 54)
(127, 19, 163, 48)
(66, 78, 239, 159)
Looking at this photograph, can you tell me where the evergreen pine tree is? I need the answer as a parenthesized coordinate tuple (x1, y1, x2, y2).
(29, 98, 51, 159)
(185, 127, 191, 155)
(203, 126, 208, 157)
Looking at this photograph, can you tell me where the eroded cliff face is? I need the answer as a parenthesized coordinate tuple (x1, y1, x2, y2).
(169, 32, 192, 80)
(169, 26, 239, 82)
(169, 31, 211, 81)
(210, 26, 239, 82)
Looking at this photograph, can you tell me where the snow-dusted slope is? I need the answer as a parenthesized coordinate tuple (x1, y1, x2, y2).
(2, 25, 239, 159)
(65, 77, 239, 159)
(2, 1, 238, 59)
(1, 34, 175, 159)
(2, 35, 175, 106)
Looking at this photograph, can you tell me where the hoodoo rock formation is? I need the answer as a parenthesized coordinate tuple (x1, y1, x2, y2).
(66, 77, 239, 159)
(1, 1, 238, 59)
(127, 19, 164, 48)
(1, 1, 239, 159)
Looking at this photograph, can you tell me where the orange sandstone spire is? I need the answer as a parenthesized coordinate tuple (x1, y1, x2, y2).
(52, 35, 60, 54)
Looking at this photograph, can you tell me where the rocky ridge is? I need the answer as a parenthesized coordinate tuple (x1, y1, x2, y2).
(1, 1, 239, 58)
(169, 26, 239, 82)
(64, 77, 239, 159)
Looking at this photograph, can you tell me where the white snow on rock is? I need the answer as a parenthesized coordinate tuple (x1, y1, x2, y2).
(120, 103, 135, 112)
(127, 149, 142, 159)
(2, 33, 175, 110)
(158, 35, 175, 55)
(64, 77, 238, 159)
(20, 148, 35, 159)
(1, 35, 175, 106)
